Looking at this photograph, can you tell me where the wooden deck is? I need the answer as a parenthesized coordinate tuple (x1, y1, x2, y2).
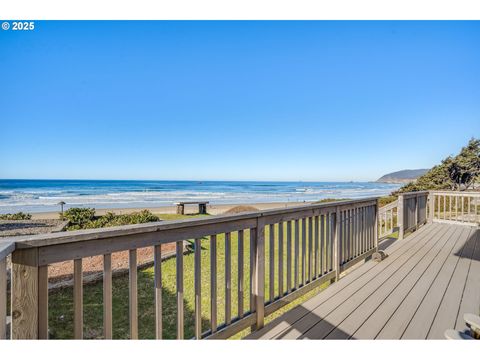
(247, 222, 480, 339)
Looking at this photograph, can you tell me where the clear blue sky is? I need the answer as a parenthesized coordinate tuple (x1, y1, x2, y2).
(1, 21, 479, 181)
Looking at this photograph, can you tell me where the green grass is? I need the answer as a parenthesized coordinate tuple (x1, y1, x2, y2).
(48, 213, 334, 339)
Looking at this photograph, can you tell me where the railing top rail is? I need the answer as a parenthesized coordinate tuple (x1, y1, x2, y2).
(430, 190, 480, 196)
(379, 199, 399, 212)
(8, 197, 379, 249)
(399, 190, 430, 198)
(0, 240, 15, 261)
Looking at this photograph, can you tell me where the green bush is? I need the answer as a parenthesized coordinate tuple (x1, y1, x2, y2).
(378, 195, 397, 207)
(66, 209, 160, 230)
(0, 212, 32, 220)
(63, 207, 96, 226)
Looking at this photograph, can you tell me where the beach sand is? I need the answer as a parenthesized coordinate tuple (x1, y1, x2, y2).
(30, 201, 312, 219)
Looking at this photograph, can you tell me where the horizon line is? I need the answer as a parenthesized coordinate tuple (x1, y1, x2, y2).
(0, 177, 388, 183)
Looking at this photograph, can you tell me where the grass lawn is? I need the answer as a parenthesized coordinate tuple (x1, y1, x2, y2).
(48, 213, 334, 339)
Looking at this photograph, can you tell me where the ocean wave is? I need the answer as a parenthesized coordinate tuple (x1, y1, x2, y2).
(0, 181, 400, 213)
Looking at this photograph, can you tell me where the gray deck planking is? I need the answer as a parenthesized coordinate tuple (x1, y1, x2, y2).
(246, 223, 480, 340)
(362, 225, 465, 339)
(245, 223, 434, 339)
(454, 229, 480, 331)
(274, 225, 440, 339)
(329, 224, 461, 339)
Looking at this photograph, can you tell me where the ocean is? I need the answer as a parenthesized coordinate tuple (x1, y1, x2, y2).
(0, 179, 400, 214)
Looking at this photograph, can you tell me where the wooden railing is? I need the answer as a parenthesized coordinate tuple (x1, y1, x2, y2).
(429, 191, 480, 225)
(397, 191, 429, 240)
(0, 241, 14, 339)
(378, 199, 398, 239)
(0, 198, 379, 340)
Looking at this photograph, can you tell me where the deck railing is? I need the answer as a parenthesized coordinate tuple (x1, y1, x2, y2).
(429, 191, 480, 225)
(0, 198, 379, 340)
(378, 199, 399, 239)
(0, 241, 14, 339)
(397, 191, 429, 240)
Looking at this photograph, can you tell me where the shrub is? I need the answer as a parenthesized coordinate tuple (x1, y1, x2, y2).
(63, 207, 96, 226)
(66, 209, 160, 230)
(378, 195, 397, 207)
(0, 212, 32, 220)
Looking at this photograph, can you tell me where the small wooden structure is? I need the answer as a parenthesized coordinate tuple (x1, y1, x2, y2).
(175, 201, 209, 215)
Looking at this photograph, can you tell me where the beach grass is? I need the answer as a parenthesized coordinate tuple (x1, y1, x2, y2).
(47, 213, 332, 339)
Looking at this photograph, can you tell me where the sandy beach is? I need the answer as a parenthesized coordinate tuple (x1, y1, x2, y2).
(30, 201, 312, 219)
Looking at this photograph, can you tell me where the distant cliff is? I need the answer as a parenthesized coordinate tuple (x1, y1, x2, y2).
(376, 169, 429, 184)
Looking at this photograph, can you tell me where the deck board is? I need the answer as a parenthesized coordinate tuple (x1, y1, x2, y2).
(246, 222, 480, 340)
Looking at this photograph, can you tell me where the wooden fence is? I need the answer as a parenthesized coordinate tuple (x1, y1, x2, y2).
(0, 198, 380, 340)
(378, 199, 398, 239)
(397, 191, 429, 240)
(429, 191, 480, 225)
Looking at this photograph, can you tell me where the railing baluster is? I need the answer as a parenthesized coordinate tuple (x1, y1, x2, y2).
(314, 216, 319, 278)
(327, 213, 332, 271)
(301, 218, 306, 286)
(339, 211, 343, 265)
(74, 258, 83, 339)
(286, 221, 292, 293)
(347, 209, 353, 261)
(104, 253, 113, 340)
(153, 247, 162, 339)
(249, 228, 256, 313)
(353, 208, 356, 257)
(38, 265, 48, 339)
(0, 258, 6, 340)
(254, 220, 265, 329)
(210, 235, 217, 332)
(176, 242, 183, 339)
(449, 195, 452, 221)
(320, 214, 325, 274)
(308, 217, 313, 283)
(334, 208, 340, 281)
(238, 230, 244, 318)
(294, 219, 299, 290)
(278, 222, 284, 297)
(269, 224, 274, 301)
(194, 238, 202, 338)
(225, 232, 232, 325)
(129, 249, 138, 340)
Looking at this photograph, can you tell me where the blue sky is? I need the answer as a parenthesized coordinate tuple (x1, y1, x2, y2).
(1, 21, 479, 181)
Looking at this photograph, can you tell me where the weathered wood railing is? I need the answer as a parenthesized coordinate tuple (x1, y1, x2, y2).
(429, 191, 480, 225)
(397, 191, 429, 240)
(0, 198, 379, 340)
(0, 241, 14, 339)
(378, 199, 398, 239)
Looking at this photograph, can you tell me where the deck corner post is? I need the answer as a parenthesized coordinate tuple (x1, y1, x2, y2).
(333, 206, 340, 281)
(397, 194, 404, 241)
(11, 248, 43, 339)
(254, 218, 265, 330)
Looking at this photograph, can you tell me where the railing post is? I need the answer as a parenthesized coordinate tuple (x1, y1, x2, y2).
(374, 200, 379, 252)
(334, 207, 340, 281)
(428, 192, 435, 223)
(397, 194, 404, 241)
(414, 194, 419, 229)
(11, 248, 40, 339)
(254, 218, 265, 330)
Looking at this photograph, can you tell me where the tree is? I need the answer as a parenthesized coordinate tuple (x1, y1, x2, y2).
(395, 137, 480, 194)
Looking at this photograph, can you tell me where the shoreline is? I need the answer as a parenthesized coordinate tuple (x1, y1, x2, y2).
(30, 201, 312, 219)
